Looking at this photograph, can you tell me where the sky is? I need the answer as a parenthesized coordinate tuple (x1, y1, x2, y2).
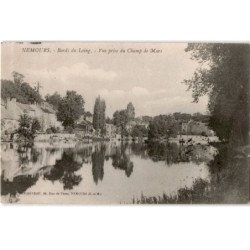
(1, 42, 208, 117)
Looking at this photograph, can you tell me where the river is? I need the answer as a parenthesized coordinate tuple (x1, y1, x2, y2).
(1, 140, 217, 204)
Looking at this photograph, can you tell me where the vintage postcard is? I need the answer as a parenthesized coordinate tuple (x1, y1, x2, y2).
(1, 42, 249, 204)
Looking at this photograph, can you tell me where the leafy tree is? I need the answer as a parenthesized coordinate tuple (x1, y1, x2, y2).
(106, 116, 112, 124)
(57, 91, 85, 128)
(20, 82, 42, 104)
(183, 43, 249, 145)
(17, 114, 41, 141)
(113, 109, 128, 137)
(45, 92, 62, 110)
(1, 72, 42, 104)
(31, 118, 41, 134)
(100, 99, 106, 135)
(148, 115, 178, 140)
(126, 102, 135, 120)
(12, 71, 24, 84)
(93, 96, 106, 135)
(131, 125, 148, 138)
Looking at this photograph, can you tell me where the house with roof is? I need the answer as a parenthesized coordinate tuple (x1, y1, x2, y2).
(75, 119, 94, 138)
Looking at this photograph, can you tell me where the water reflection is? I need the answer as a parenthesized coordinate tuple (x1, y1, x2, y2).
(1, 141, 215, 203)
(1, 174, 39, 203)
(43, 149, 82, 190)
(92, 144, 105, 184)
(111, 143, 134, 177)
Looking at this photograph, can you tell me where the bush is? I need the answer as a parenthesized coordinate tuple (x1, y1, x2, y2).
(46, 128, 53, 134)
(65, 126, 74, 134)
(201, 131, 207, 137)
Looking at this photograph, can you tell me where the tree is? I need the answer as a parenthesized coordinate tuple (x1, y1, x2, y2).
(93, 96, 106, 135)
(12, 71, 24, 84)
(131, 125, 148, 138)
(1, 72, 42, 104)
(126, 102, 135, 120)
(20, 82, 42, 104)
(106, 116, 112, 124)
(45, 92, 62, 110)
(183, 43, 249, 145)
(57, 91, 85, 128)
(100, 99, 106, 135)
(148, 115, 178, 140)
(113, 109, 129, 137)
(31, 118, 41, 134)
(17, 114, 41, 141)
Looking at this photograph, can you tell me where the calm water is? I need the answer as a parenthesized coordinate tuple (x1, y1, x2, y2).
(1, 141, 216, 204)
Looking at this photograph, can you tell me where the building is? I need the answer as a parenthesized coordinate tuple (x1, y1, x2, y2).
(75, 120, 94, 138)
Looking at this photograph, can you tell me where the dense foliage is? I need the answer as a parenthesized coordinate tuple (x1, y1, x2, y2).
(17, 114, 41, 141)
(148, 115, 178, 140)
(1, 79, 42, 104)
(57, 91, 85, 128)
(184, 43, 249, 145)
(131, 125, 148, 138)
(113, 109, 129, 137)
(93, 96, 106, 135)
(126, 102, 135, 120)
(45, 92, 62, 110)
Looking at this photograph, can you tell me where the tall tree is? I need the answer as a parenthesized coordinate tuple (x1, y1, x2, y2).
(93, 96, 106, 135)
(126, 102, 135, 120)
(57, 91, 85, 129)
(100, 99, 106, 135)
(183, 43, 249, 145)
(93, 96, 101, 131)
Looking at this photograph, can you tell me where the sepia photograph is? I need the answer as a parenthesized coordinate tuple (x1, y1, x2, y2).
(1, 42, 249, 204)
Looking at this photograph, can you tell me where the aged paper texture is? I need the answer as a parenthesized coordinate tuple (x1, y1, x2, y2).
(1, 42, 249, 204)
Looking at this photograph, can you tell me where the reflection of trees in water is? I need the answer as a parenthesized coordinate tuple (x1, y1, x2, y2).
(147, 142, 188, 165)
(91, 144, 105, 184)
(144, 141, 212, 165)
(130, 143, 148, 159)
(134, 143, 249, 204)
(1, 172, 39, 202)
(111, 143, 134, 177)
(74, 145, 92, 164)
(43, 149, 82, 190)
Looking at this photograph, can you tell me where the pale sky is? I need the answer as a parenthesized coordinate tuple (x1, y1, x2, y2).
(1, 42, 208, 117)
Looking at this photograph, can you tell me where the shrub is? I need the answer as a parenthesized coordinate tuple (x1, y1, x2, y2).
(65, 126, 74, 134)
(46, 128, 53, 134)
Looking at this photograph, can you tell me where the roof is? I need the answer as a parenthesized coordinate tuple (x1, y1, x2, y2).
(76, 120, 92, 129)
